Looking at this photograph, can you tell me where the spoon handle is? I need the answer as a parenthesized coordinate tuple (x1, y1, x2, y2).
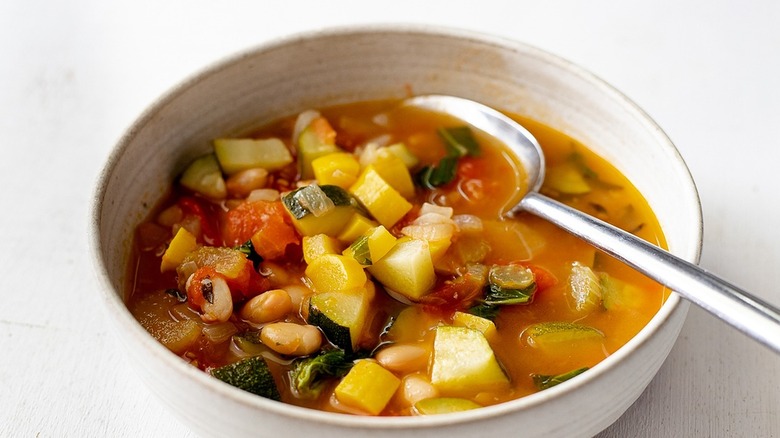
(518, 192, 780, 354)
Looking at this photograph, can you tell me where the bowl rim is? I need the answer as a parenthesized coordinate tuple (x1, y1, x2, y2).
(90, 23, 703, 430)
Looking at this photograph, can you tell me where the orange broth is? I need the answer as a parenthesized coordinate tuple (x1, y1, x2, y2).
(126, 100, 667, 415)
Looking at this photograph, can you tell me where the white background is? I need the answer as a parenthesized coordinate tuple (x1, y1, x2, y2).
(1, 1, 779, 436)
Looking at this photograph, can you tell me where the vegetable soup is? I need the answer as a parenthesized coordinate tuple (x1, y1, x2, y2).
(126, 99, 668, 416)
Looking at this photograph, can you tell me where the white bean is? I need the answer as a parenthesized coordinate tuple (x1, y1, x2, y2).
(375, 344, 429, 373)
(239, 289, 293, 324)
(399, 374, 439, 407)
(261, 322, 322, 356)
(200, 276, 233, 323)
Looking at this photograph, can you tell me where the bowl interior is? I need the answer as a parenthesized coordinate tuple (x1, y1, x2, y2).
(92, 26, 701, 438)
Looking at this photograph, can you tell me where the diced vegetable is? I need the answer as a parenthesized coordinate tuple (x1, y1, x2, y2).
(349, 167, 412, 229)
(413, 397, 482, 415)
(416, 126, 481, 189)
(567, 261, 602, 313)
(387, 306, 441, 343)
(484, 264, 537, 305)
(302, 234, 344, 264)
(368, 238, 436, 301)
(343, 225, 397, 266)
(305, 254, 367, 292)
(452, 311, 497, 342)
(179, 153, 227, 199)
(236, 240, 263, 270)
(307, 285, 373, 353)
(211, 356, 281, 401)
(378, 143, 419, 169)
(337, 213, 378, 243)
(297, 116, 341, 179)
(430, 326, 508, 395)
(290, 349, 354, 399)
(213, 138, 293, 175)
(160, 227, 198, 272)
(600, 273, 643, 310)
(531, 367, 589, 390)
(545, 162, 591, 195)
(312, 152, 361, 188)
(282, 185, 360, 236)
(180, 246, 250, 282)
(334, 360, 401, 415)
(523, 322, 605, 354)
(367, 154, 416, 199)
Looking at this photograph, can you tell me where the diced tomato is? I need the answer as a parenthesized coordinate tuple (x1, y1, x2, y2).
(178, 197, 222, 246)
(223, 200, 301, 260)
(518, 262, 557, 293)
(310, 117, 337, 144)
(420, 271, 485, 315)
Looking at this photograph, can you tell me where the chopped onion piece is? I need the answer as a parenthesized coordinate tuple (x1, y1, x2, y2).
(246, 188, 280, 202)
(292, 110, 321, 145)
(357, 142, 381, 168)
(453, 214, 483, 233)
(413, 213, 455, 226)
(419, 202, 453, 219)
(401, 223, 455, 241)
(293, 184, 335, 217)
(202, 321, 238, 344)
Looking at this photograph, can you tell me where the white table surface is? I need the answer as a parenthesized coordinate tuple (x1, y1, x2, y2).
(2, 1, 779, 436)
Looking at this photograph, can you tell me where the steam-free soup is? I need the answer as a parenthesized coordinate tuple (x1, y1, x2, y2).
(127, 100, 667, 416)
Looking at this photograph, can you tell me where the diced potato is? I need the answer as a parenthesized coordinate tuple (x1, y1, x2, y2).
(160, 227, 198, 272)
(335, 360, 401, 415)
(214, 138, 293, 175)
(369, 154, 416, 199)
(305, 254, 367, 292)
(427, 239, 451, 262)
(430, 326, 509, 395)
(413, 397, 481, 415)
(343, 225, 397, 265)
(452, 311, 497, 342)
(337, 213, 378, 243)
(312, 152, 361, 188)
(179, 153, 227, 199)
(302, 234, 344, 264)
(368, 238, 436, 300)
(349, 167, 412, 229)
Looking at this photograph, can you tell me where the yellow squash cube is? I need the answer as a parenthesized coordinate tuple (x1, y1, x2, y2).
(349, 167, 412, 229)
(368, 238, 436, 300)
(337, 213, 378, 243)
(452, 311, 497, 342)
(312, 152, 361, 188)
(302, 234, 344, 264)
(160, 227, 198, 272)
(343, 225, 397, 265)
(305, 254, 367, 292)
(335, 360, 401, 415)
(369, 154, 416, 199)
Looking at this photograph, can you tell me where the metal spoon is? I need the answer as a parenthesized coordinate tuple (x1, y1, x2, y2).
(406, 94, 780, 354)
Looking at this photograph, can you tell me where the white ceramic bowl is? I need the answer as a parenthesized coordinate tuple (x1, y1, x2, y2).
(91, 26, 702, 438)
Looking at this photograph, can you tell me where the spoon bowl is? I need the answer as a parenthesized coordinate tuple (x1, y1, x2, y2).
(407, 94, 780, 355)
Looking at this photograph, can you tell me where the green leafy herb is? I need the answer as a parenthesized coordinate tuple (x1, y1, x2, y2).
(531, 367, 589, 390)
(237, 240, 264, 269)
(438, 126, 481, 157)
(416, 126, 481, 189)
(290, 349, 354, 399)
(468, 303, 501, 321)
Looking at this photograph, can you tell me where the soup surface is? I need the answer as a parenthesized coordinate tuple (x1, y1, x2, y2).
(127, 100, 668, 416)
